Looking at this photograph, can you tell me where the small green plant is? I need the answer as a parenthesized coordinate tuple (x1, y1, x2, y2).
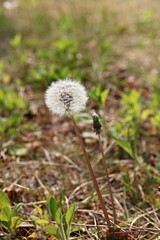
(89, 85, 109, 107)
(0, 191, 22, 235)
(9, 34, 22, 48)
(31, 204, 49, 228)
(121, 90, 142, 123)
(30, 63, 57, 87)
(110, 123, 139, 162)
(122, 175, 140, 205)
(44, 196, 76, 240)
(111, 134, 136, 159)
(150, 111, 160, 129)
(0, 87, 26, 112)
(0, 87, 27, 141)
(150, 85, 160, 130)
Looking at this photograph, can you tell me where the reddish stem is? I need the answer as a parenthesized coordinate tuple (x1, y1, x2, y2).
(71, 116, 111, 229)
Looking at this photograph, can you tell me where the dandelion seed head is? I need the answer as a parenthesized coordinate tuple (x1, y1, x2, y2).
(3, 0, 18, 10)
(45, 79, 88, 116)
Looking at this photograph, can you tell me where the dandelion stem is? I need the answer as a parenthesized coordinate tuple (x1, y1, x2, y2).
(98, 134, 117, 225)
(71, 115, 111, 229)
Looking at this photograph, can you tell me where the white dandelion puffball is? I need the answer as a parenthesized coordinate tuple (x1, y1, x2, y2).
(45, 79, 88, 116)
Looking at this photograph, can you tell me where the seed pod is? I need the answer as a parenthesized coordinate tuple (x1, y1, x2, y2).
(91, 112, 102, 135)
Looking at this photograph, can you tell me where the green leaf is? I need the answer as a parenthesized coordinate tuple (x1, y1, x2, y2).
(0, 219, 10, 230)
(49, 197, 58, 220)
(150, 111, 160, 128)
(101, 89, 109, 105)
(141, 109, 153, 120)
(35, 219, 49, 225)
(10, 216, 21, 230)
(0, 119, 6, 136)
(111, 135, 134, 158)
(0, 206, 11, 222)
(89, 86, 109, 106)
(2, 206, 12, 220)
(0, 213, 8, 222)
(28, 232, 38, 239)
(70, 225, 82, 233)
(55, 208, 61, 226)
(12, 203, 23, 217)
(64, 203, 75, 238)
(0, 88, 5, 101)
(33, 204, 42, 217)
(10, 34, 22, 48)
(44, 225, 59, 239)
(43, 211, 49, 221)
(65, 204, 75, 227)
(0, 191, 11, 210)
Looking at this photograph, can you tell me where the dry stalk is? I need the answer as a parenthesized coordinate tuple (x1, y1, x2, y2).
(71, 116, 111, 229)
(98, 134, 117, 225)
(148, 231, 160, 240)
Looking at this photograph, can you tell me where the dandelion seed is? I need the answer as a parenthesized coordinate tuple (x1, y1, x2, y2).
(45, 79, 88, 116)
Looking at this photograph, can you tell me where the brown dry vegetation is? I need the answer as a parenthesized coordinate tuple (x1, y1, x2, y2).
(0, 0, 160, 239)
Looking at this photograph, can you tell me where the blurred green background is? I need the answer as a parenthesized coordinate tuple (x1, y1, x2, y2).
(0, 1, 160, 238)
(1, 0, 160, 144)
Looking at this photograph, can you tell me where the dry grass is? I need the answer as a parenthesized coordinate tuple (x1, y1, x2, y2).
(0, 0, 160, 239)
